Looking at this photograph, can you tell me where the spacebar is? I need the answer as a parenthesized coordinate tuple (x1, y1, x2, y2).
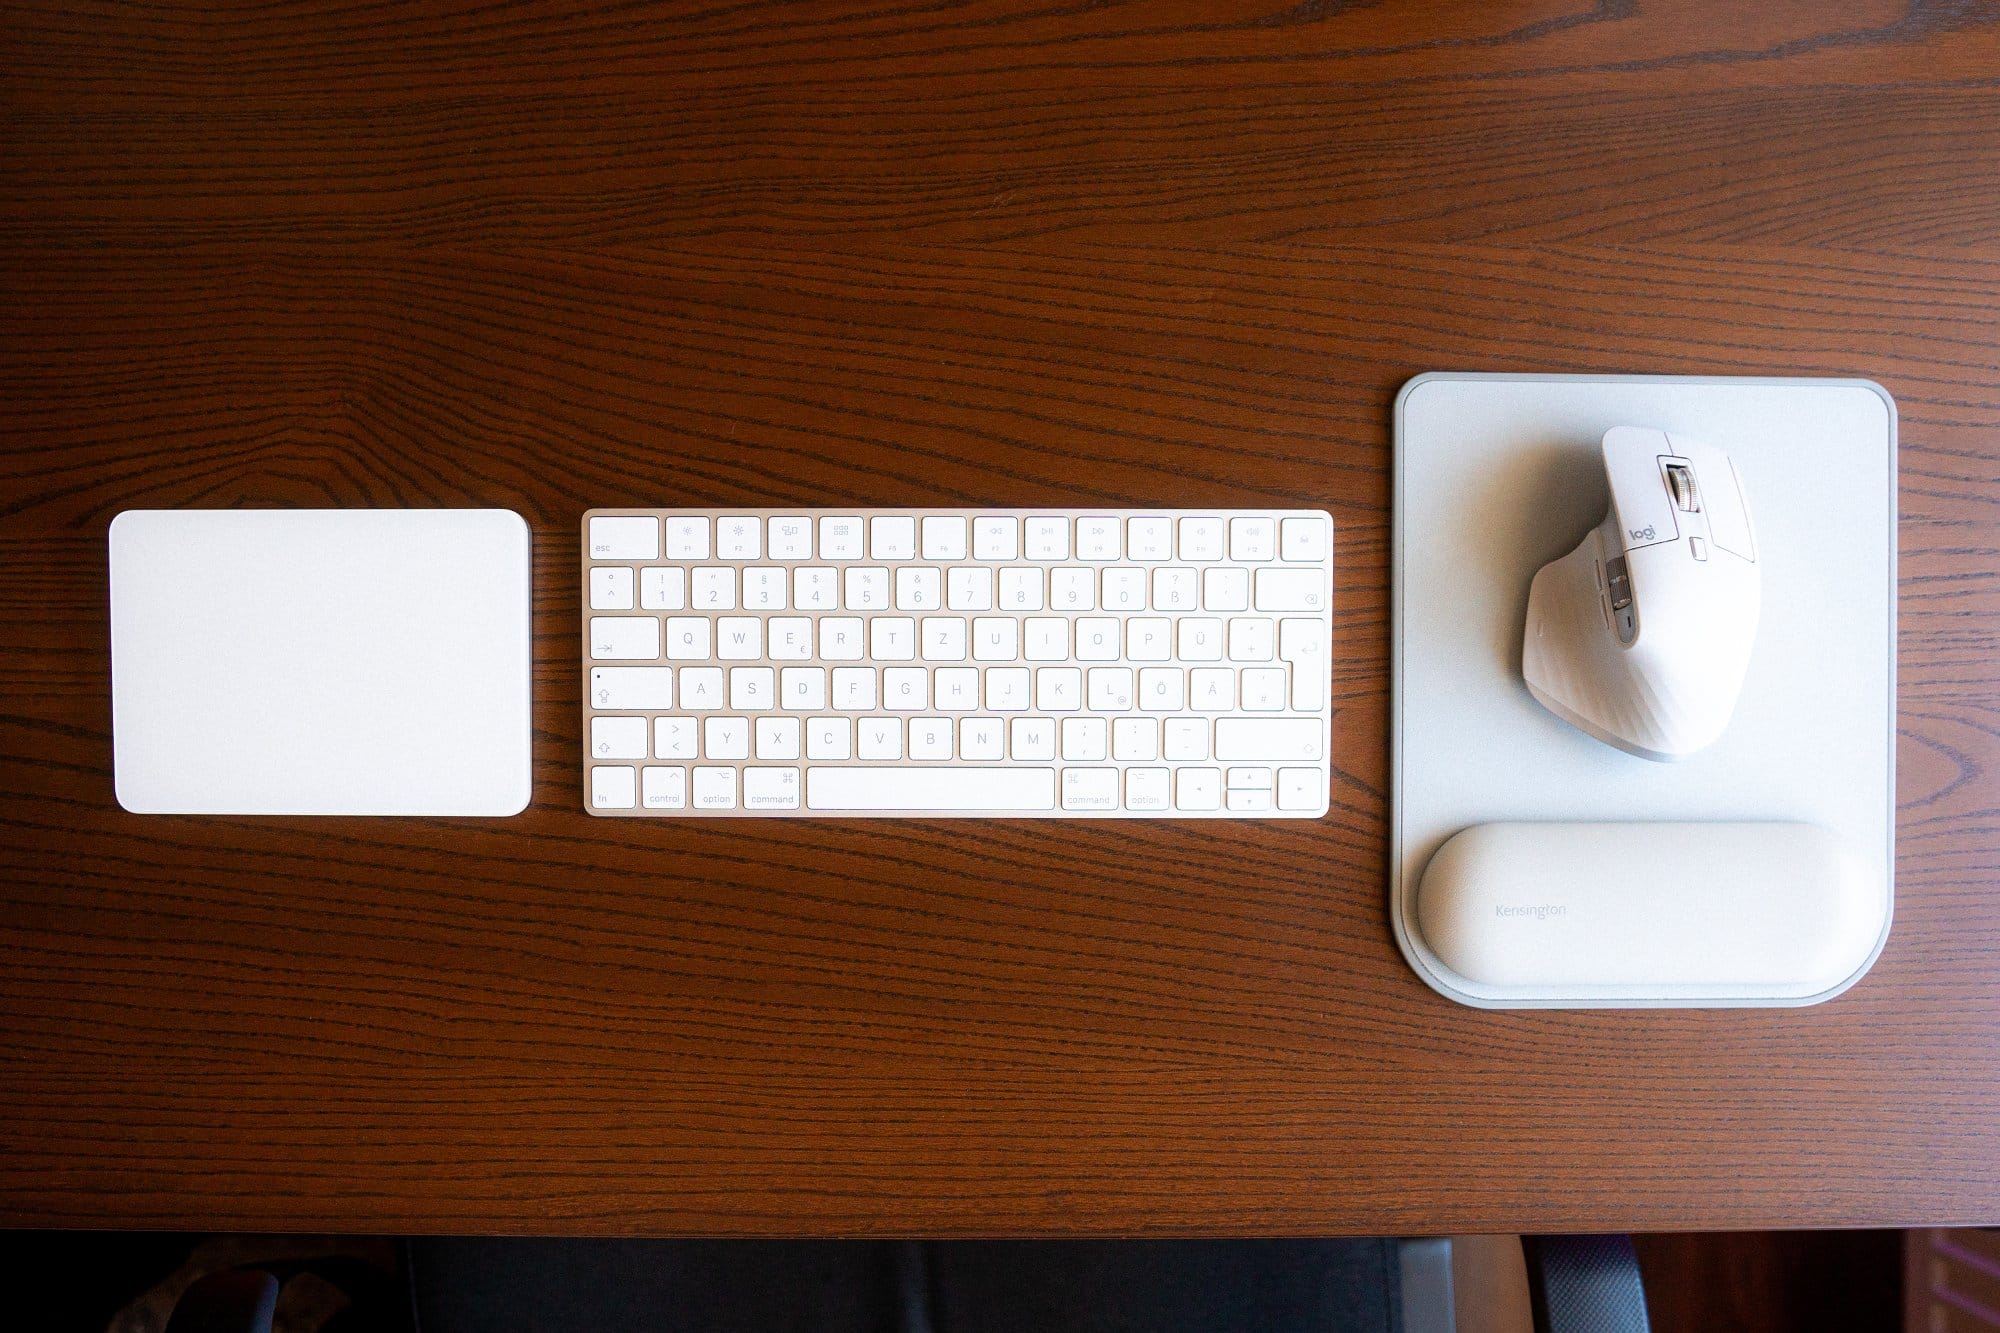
(806, 766, 1057, 811)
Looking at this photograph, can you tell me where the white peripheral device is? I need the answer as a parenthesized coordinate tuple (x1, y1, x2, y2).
(580, 509, 1334, 817)
(109, 509, 533, 816)
(1523, 427, 1760, 761)
(1393, 374, 1896, 1008)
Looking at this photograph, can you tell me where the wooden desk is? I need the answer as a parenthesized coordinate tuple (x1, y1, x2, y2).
(3, 1, 1997, 1235)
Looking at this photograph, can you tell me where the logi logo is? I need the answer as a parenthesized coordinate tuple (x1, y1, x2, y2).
(1627, 524, 1656, 542)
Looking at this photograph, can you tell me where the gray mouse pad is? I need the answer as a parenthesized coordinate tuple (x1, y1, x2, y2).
(1391, 374, 1895, 1007)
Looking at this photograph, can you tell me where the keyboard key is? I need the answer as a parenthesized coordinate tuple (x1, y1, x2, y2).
(1062, 767, 1119, 811)
(1227, 766, 1272, 789)
(678, 667, 724, 710)
(780, 667, 826, 711)
(666, 617, 711, 659)
(1076, 516, 1120, 560)
(1138, 667, 1185, 711)
(1254, 568, 1326, 612)
(1164, 717, 1209, 760)
(640, 567, 686, 610)
(728, 666, 774, 710)
(1126, 767, 1171, 811)
(693, 766, 737, 809)
(590, 617, 659, 660)
(1024, 618, 1068, 661)
(1281, 516, 1329, 562)
(972, 617, 1018, 661)
(1176, 767, 1222, 811)
(870, 618, 915, 661)
(1011, 717, 1056, 760)
(770, 617, 813, 660)
(705, 716, 750, 760)
(1152, 567, 1197, 610)
(1227, 788, 1273, 812)
(1062, 716, 1108, 761)
(999, 567, 1042, 610)
(641, 766, 687, 809)
(591, 716, 648, 760)
(591, 566, 635, 609)
(717, 516, 760, 559)
(1278, 767, 1325, 812)
(793, 566, 838, 609)
(934, 666, 980, 711)
(768, 516, 812, 559)
(1229, 617, 1274, 661)
(590, 667, 673, 710)
(1050, 568, 1095, 610)
(1229, 517, 1275, 561)
(1127, 516, 1173, 561)
(909, 717, 953, 759)
(884, 666, 928, 709)
(896, 566, 941, 610)
(922, 617, 967, 661)
(1036, 666, 1081, 711)
(985, 668, 1030, 711)
(959, 717, 1004, 760)
(589, 516, 657, 561)
(821, 617, 866, 660)
(654, 716, 697, 759)
(743, 566, 786, 610)
(1112, 716, 1158, 761)
(1241, 668, 1287, 711)
(1103, 567, 1146, 610)
(922, 515, 968, 561)
(591, 765, 637, 808)
(1189, 668, 1236, 711)
(1126, 617, 1172, 661)
(1280, 617, 1329, 711)
(857, 717, 902, 760)
(818, 516, 865, 559)
(1215, 717, 1323, 762)
(756, 717, 802, 759)
(1076, 617, 1121, 661)
(665, 517, 709, 560)
(1203, 567, 1250, 611)
(845, 566, 889, 609)
(717, 617, 761, 660)
(946, 566, 993, 610)
(1178, 517, 1225, 561)
(808, 717, 852, 759)
(973, 516, 1019, 561)
(743, 766, 801, 810)
(1087, 666, 1133, 710)
(1177, 617, 1224, 660)
(832, 666, 877, 710)
(806, 766, 1056, 811)
(871, 515, 916, 560)
(1024, 517, 1070, 560)
(692, 567, 735, 610)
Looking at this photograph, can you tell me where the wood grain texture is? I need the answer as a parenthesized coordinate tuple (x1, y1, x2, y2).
(1, 0, 1996, 1235)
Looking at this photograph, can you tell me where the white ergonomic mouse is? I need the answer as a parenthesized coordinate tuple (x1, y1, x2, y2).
(1522, 426, 1759, 761)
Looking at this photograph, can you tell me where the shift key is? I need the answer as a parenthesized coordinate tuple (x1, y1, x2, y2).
(1215, 718, 1324, 762)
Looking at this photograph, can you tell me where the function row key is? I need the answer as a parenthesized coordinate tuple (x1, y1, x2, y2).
(588, 564, 1320, 613)
(588, 514, 1329, 565)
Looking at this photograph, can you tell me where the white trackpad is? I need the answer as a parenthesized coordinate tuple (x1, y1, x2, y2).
(109, 509, 533, 816)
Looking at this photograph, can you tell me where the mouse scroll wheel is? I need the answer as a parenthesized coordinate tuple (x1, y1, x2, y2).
(1665, 463, 1700, 512)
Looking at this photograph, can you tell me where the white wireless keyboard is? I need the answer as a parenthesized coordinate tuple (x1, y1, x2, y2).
(581, 509, 1333, 818)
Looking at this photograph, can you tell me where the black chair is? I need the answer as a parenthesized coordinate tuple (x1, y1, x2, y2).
(167, 1234, 1649, 1333)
